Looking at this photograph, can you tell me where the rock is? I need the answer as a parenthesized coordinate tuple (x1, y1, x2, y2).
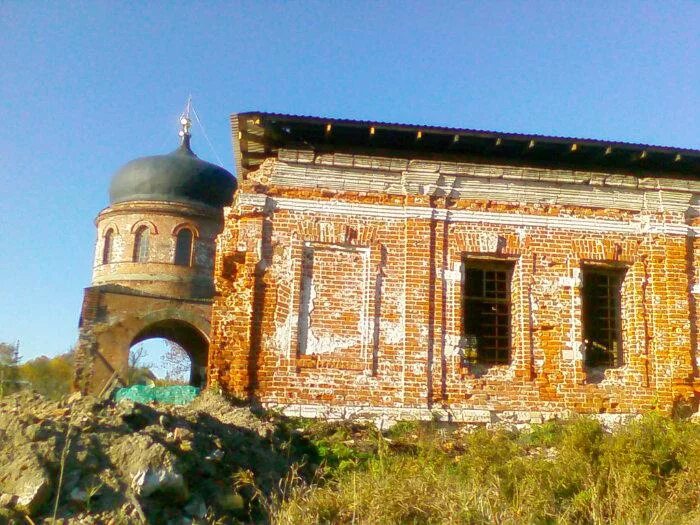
(24, 423, 51, 442)
(184, 495, 207, 518)
(0, 447, 53, 515)
(13, 471, 52, 515)
(70, 487, 89, 503)
(0, 493, 17, 507)
(218, 491, 245, 511)
(132, 468, 188, 500)
(173, 426, 194, 441)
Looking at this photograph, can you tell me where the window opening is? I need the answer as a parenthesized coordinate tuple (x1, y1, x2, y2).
(133, 226, 150, 263)
(462, 259, 514, 365)
(102, 229, 114, 264)
(582, 266, 625, 369)
(297, 246, 314, 354)
(174, 229, 194, 266)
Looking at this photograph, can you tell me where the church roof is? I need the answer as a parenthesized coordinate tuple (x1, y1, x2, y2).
(231, 112, 700, 179)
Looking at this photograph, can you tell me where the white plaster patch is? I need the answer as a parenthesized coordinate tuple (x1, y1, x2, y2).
(444, 334, 462, 357)
(442, 269, 462, 282)
(304, 331, 360, 355)
(271, 314, 294, 355)
(383, 321, 405, 345)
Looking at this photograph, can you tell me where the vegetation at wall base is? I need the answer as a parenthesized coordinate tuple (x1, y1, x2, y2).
(265, 413, 700, 525)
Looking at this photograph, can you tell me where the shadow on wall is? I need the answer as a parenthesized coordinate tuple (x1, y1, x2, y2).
(246, 197, 277, 402)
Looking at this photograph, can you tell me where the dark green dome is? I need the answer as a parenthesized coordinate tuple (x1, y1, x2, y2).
(109, 136, 236, 209)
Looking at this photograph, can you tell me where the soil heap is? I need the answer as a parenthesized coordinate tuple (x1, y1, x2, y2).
(0, 390, 315, 524)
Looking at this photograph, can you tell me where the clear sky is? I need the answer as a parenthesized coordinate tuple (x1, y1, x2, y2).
(1, 2, 698, 362)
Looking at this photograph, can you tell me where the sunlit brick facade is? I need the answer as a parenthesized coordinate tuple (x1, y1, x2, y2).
(208, 113, 700, 424)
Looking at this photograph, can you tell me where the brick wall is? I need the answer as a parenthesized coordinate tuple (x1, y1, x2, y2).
(209, 154, 700, 423)
(91, 201, 222, 299)
(74, 199, 224, 393)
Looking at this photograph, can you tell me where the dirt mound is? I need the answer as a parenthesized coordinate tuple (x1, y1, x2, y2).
(0, 390, 315, 524)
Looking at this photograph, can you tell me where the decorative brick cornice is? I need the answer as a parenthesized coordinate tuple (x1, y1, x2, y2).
(238, 193, 693, 236)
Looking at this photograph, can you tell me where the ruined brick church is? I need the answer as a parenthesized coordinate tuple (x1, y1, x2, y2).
(75, 111, 700, 423)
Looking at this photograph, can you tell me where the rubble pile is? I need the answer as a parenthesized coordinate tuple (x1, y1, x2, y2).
(0, 391, 314, 524)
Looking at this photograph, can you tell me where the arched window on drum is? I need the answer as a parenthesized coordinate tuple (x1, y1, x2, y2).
(133, 226, 150, 263)
(174, 228, 194, 266)
(102, 228, 114, 264)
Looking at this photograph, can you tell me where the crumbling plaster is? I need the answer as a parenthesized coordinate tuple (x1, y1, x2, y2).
(209, 152, 700, 419)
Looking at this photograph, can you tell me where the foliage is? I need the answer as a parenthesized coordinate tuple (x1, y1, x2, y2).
(263, 414, 700, 525)
(0, 341, 21, 396)
(18, 349, 74, 399)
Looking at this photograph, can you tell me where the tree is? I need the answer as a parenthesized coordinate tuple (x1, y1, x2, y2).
(127, 343, 156, 385)
(19, 349, 74, 399)
(0, 341, 21, 396)
(162, 341, 190, 384)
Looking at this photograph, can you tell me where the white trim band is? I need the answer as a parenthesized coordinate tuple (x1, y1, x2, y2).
(239, 193, 693, 236)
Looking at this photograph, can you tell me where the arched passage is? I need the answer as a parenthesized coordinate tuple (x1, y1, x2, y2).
(130, 320, 209, 387)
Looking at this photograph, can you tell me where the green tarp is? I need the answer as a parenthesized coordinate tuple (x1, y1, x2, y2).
(114, 384, 200, 405)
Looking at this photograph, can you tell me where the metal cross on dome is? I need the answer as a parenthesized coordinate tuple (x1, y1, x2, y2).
(179, 96, 192, 139)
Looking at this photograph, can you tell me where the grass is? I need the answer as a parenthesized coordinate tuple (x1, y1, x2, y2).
(251, 413, 700, 524)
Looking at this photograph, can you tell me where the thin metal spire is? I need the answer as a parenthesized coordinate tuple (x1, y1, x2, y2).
(178, 95, 193, 151)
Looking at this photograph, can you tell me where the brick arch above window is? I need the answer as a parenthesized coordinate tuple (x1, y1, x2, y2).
(129, 220, 159, 235)
(173, 227, 196, 266)
(101, 223, 120, 237)
(172, 223, 200, 238)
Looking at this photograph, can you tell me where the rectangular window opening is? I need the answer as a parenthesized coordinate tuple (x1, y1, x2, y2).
(462, 258, 515, 365)
(582, 265, 626, 370)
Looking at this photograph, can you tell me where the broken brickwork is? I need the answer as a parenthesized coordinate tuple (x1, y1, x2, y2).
(210, 115, 700, 424)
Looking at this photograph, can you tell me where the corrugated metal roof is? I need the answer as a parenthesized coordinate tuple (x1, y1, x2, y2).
(239, 111, 700, 154)
(231, 111, 700, 178)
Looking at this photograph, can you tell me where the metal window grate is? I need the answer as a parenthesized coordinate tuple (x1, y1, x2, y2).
(462, 260, 514, 365)
(582, 267, 625, 368)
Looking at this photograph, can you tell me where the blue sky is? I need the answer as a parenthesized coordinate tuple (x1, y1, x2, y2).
(1, 2, 698, 362)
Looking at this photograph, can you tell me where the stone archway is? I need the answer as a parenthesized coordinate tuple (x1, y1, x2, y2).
(130, 320, 209, 387)
(74, 287, 214, 394)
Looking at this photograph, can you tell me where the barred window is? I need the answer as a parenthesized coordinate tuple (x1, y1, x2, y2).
(582, 266, 626, 369)
(462, 259, 515, 365)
